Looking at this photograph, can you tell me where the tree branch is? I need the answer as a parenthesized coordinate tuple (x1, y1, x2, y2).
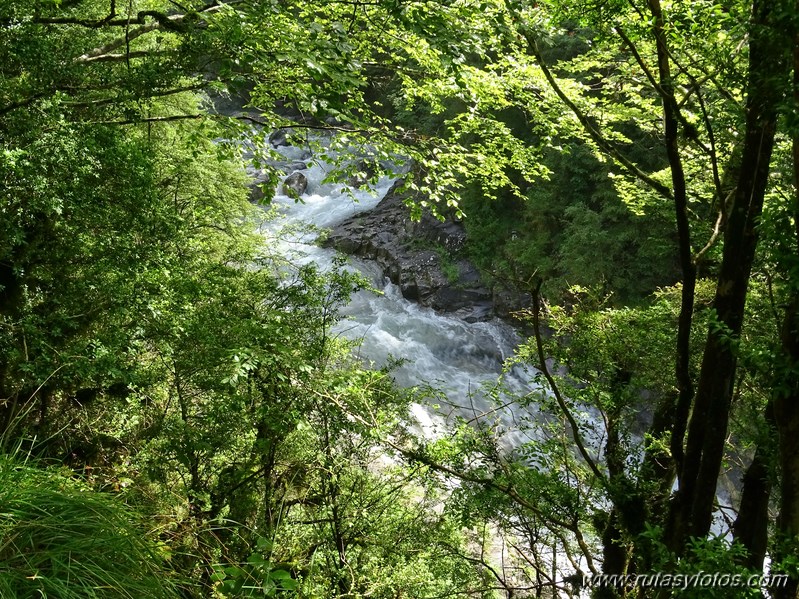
(693, 201, 727, 266)
(529, 280, 610, 490)
(522, 32, 673, 200)
(34, 0, 117, 27)
(401, 442, 579, 532)
(79, 23, 163, 60)
(614, 24, 714, 159)
(36, 8, 188, 30)
(232, 114, 370, 135)
(0, 93, 47, 117)
(77, 1, 242, 61)
(86, 114, 205, 126)
(61, 83, 205, 108)
(690, 78, 724, 199)
(644, 0, 697, 481)
(78, 49, 170, 63)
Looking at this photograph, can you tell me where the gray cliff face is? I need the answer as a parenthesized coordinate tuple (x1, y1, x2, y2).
(323, 180, 530, 323)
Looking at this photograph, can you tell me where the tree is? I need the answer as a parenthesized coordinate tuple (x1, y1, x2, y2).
(5, 0, 799, 596)
(0, 0, 411, 444)
(0, 3, 507, 596)
(372, 0, 799, 594)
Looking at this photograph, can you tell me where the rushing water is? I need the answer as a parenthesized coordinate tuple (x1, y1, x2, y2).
(251, 135, 739, 594)
(257, 139, 539, 444)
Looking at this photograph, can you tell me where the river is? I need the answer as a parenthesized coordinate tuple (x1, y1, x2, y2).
(256, 137, 539, 446)
(252, 132, 742, 598)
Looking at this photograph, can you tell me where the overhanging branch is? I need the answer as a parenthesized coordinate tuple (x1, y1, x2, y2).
(529, 280, 610, 491)
(74, 1, 241, 61)
(78, 50, 171, 63)
(86, 114, 204, 126)
(522, 32, 673, 200)
(62, 83, 205, 108)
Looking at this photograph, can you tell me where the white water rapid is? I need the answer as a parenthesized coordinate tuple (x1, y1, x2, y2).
(251, 134, 740, 598)
(257, 138, 538, 444)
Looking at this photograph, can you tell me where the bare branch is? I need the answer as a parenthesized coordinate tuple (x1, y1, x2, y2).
(693, 202, 727, 266)
(613, 25, 662, 98)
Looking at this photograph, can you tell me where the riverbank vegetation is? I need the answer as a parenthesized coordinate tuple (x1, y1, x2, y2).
(2, 0, 799, 597)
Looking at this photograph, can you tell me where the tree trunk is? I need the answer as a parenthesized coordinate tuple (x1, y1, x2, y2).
(668, 0, 792, 550)
(772, 30, 799, 596)
(774, 295, 799, 599)
(732, 402, 775, 571)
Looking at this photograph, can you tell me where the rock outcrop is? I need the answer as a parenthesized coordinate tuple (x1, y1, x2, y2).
(323, 180, 529, 322)
(208, 88, 529, 321)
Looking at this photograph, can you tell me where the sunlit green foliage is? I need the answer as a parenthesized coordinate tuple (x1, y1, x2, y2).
(2, 0, 799, 597)
(461, 141, 680, 301)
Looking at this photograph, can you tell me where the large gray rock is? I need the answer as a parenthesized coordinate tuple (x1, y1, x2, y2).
(323, 180, 510, 320)
(269, 129, 291, 147)
(282, 171, 308, 197)
(282, 161, 308, 174)
(250, 183, 267, 204)
(247, 168, 273, 204)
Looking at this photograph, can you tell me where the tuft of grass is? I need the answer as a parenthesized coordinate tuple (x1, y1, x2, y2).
(0, 454, 180, 599)
(433, 246, 461, 286)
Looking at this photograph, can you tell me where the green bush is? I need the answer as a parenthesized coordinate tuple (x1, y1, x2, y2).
(462, 141, 680, 303)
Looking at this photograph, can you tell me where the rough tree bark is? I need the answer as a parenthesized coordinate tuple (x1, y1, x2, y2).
(732, 402, 775, 571)
(772, 19, 799, 596)
(667, 0, 793, 551)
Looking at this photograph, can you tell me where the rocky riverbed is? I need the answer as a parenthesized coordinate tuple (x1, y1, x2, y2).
(322, 179, 531, 323)
(210, 87, 530, 324)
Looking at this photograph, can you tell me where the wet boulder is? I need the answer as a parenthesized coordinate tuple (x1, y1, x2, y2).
(282, 171, 308, 197)
(282, 161, 309, 174)
(323, 180, 495, 320)
(269, 129, 291, 147)
(248, 168, 274, 204)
